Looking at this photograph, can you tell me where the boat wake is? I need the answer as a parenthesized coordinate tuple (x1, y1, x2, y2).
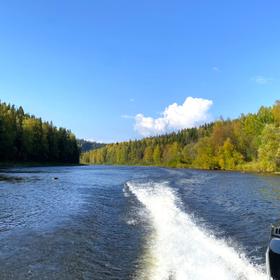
(125, 181, 266, 280)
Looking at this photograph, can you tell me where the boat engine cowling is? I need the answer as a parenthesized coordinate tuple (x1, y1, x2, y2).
(267, 222, 280, 280)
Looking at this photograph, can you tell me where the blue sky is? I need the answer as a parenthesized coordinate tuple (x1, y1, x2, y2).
(0, 0, 280, 142)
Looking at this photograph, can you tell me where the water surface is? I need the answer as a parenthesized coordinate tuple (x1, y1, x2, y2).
(0, 166, 279, 279)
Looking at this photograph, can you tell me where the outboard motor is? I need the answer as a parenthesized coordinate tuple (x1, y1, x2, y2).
(267, 222, 280, 279)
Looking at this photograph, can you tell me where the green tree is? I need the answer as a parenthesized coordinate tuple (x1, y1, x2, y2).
(153, 144, 161, 164)
(258, 124, 280, 172)
(217, 138, 243, 170)
(143, 146, 154, 164)
(181, 143, 195, 165)
(272, 100, 280, 126)
(0, 101, 79, 163)
(162, 142, 180, 167)
(193, 137, 217, 169)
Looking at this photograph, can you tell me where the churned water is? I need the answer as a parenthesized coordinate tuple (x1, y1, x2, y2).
(0, 165, 279, 279)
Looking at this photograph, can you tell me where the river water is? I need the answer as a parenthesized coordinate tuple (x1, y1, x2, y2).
(0, 165, 279, 279)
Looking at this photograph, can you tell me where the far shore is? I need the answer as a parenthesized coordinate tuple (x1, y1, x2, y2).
(81, 162, 280, 176)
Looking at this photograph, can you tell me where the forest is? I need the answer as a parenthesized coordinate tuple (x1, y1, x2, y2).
(81, 101, 280, 173)
(78, 139, 105, 153)
(0, 101, 80, 164)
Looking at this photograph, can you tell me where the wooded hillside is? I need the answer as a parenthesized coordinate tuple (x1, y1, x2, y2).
(81, 101, 280, 172)
(0, 101, 80, 163)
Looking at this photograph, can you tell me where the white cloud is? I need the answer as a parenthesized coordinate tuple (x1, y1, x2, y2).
(134, 97, 213, 136)
(252, 75, 273, 85)
(212, 66, 220, 72)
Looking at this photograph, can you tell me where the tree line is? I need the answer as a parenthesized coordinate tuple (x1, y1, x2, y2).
(81, 101, 280, 172)
(0, 101, 80, 163)
(77, 139, 105, 153)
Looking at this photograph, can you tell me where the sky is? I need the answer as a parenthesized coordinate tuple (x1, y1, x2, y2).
(0, 0, 280, 142)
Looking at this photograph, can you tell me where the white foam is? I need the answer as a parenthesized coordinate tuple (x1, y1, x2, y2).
(126, 181, 266, 280)
(123, 187, 130, 197)
(126, 218, 138, 226)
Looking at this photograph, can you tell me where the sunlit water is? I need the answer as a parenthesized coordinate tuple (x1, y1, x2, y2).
(0, 166, 279, 279)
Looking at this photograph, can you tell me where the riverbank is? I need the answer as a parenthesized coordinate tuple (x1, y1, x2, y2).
(81, 161, 280, 176)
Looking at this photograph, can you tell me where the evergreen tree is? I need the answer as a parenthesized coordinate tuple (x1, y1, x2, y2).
(0, 101, 80, 163)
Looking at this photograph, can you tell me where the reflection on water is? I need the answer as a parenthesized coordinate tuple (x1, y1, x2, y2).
(0, 175, 26, 183)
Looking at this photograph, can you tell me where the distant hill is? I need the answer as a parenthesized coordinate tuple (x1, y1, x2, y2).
(78, 139, 106, 153)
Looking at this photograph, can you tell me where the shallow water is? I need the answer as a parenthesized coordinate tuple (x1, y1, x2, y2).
(0, 166, 278, 279)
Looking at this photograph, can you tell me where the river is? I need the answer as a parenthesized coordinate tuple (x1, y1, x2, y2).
(0, 165, 278, 279)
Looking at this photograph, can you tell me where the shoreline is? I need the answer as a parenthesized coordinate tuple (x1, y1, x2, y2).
(81, 162, 280, 176)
